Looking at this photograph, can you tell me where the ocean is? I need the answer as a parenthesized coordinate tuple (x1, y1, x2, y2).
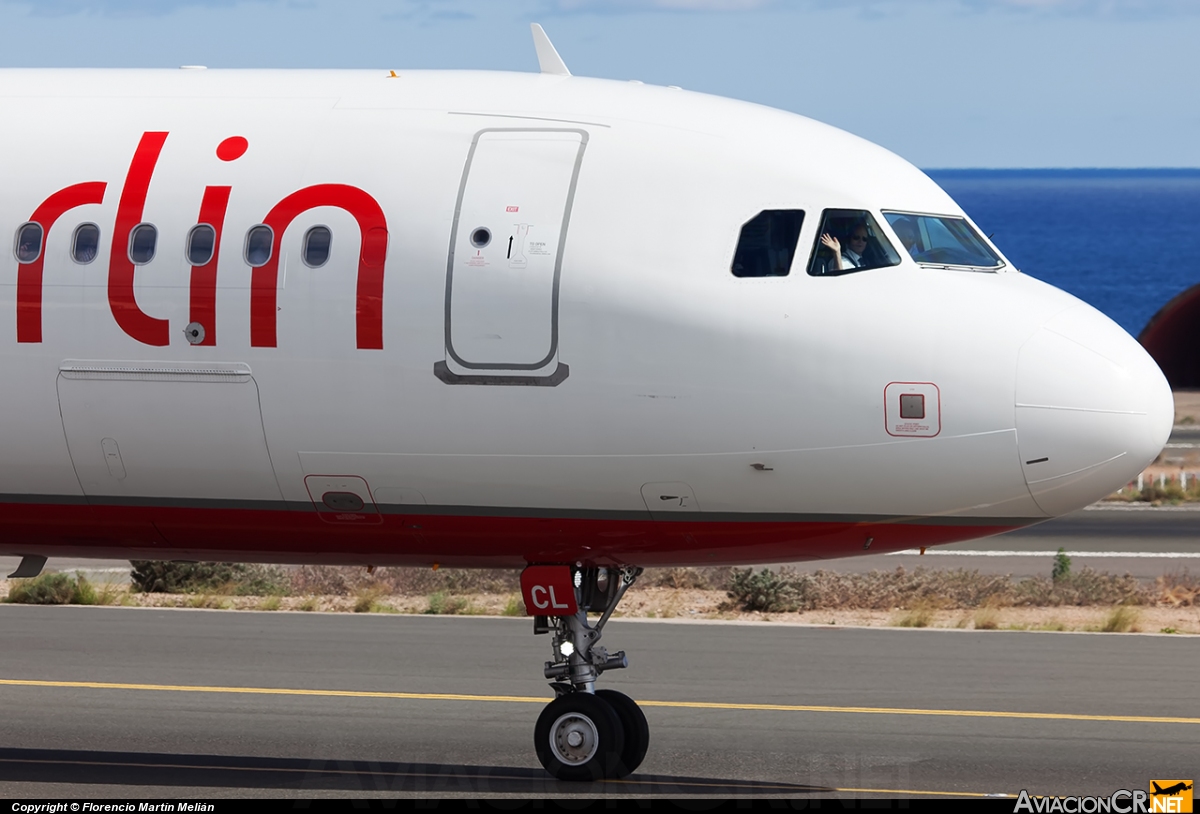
(925, 169, 1200, 338)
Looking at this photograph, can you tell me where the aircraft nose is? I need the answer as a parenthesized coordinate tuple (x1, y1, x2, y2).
(1016, 304, 1173, 516)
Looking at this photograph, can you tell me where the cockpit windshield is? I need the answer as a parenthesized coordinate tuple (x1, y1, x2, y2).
(882, 212, 1003, 270)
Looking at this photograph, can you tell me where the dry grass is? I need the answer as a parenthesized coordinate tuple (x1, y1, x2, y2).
(424, 592, 474, 615)
(1097, 605, 1140, 633)
(3, 563, 1197, 635)
(1157, 570, 1200, 607)
(973, 607, 1000, 630)
(893, 604, 935, 628)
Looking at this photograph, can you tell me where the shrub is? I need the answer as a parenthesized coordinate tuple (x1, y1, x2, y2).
(5, 571, 119, 606)
(973, 607, 1000, 630)
(130, 561, 289, 595)
(1013, 568, 1149, 607)
(894, 605, 934, 628)
(7, 572, 78, 604)
(1099, 605, 1139, 633)
(1052, 548, 1072, 582)
(1156, 570, 1199, 607)
(725, 567, 809, 612)
(502, 594, 526, 617)
(642, 567, 734, 591)
(289, 565, 520, 597)
(425, 591, 471, 615)
(353, 585, 386, 613)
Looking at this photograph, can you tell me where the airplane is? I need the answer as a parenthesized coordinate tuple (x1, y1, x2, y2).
(0, 24, 1173, 782)
(1152, 782, 1193, 797)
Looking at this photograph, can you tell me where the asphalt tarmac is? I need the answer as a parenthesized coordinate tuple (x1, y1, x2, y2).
(0, 606, 1196, 799)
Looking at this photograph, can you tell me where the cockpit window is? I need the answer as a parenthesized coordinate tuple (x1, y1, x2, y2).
(883, 211, 1003, 270)
(731, 209, 804, 277)
(807, 210, 900, 276)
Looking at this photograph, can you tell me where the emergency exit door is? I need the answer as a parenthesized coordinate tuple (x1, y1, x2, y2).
(435, 128, 587, 386)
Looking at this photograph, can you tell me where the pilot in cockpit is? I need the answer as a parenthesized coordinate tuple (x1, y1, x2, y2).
(818, 221, 870, 273)
(890, 217, 923, 258)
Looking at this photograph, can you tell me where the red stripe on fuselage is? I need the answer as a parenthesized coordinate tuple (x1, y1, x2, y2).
(0, 500, 1024, 568)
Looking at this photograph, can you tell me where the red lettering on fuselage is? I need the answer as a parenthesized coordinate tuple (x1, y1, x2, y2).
(251, 184, 389, 350)
(108, 131, 171, 347)
(189, 185, 231, 347)
(17, 132, 389, 350)
(17, 182, 107, 343)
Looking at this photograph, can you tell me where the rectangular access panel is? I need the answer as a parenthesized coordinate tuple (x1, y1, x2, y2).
(57, 361, 282, 501)
(435, 128, 586, 386)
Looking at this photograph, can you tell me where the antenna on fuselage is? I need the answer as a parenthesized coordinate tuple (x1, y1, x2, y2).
(531, 23, 571, 76)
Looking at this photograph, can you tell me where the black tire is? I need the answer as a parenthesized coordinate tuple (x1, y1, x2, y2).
(596, 689, 650, 778)
(534, 692, 626, 781)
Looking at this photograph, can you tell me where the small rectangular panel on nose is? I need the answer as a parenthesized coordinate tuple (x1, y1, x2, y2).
(884, 382, 940, 438)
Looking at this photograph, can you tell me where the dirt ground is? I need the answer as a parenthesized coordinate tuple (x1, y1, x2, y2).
(1174, 390, 1200, 425)
(7, 583, 1195, 634)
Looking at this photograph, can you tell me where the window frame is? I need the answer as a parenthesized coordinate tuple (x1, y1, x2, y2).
(301, 225, 333, 269)
(806, 209, 901, 277)
(186, 223, 217, 267)
(128, 223, 158, 266)
(243, 224, 274, 268)
(14, 221, 44, 265)
(881, 209, 1006, 271)
(70, 223, 101, 266)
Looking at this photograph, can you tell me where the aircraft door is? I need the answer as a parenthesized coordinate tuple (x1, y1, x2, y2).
(435, 128, 587, 386)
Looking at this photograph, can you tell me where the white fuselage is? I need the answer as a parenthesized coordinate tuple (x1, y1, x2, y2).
(0, 68, 1173, 567)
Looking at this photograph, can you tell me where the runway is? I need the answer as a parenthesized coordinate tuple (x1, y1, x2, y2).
(0, 606, 1196, 798)
(813, 505, 1200, 580)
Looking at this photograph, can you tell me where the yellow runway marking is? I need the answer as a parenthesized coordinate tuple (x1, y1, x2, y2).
(2, 678, 1196, 726)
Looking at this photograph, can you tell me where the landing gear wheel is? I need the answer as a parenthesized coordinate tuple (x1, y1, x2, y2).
(596, 689, 649, 778)
(535, 692, 626, 781)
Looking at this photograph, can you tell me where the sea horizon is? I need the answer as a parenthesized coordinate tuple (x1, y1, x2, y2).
(920, 169, 1200, 337)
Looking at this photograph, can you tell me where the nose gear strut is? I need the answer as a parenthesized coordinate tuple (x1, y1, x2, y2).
(528, 565, 649, 780)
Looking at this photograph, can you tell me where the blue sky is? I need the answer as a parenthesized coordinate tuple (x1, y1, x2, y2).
(1, 0, 1196, 168)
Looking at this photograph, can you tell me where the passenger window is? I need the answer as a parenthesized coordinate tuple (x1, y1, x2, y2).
(808, 210, 900, 276)
(187, 224, 216, 266)
(731, 210, 804, 278)
(128, 223, 157, 265)
(72, 224, 100, 265)
(303, 226, 332, 268)
(882, 211, 1003, 269)
(244, 225, 273, 267)
(15, 222, 43, 264)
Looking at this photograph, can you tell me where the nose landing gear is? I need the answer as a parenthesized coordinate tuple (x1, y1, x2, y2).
(531, 565, 647, 781)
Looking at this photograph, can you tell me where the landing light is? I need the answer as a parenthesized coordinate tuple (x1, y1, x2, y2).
(559, 642, 575, 657)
